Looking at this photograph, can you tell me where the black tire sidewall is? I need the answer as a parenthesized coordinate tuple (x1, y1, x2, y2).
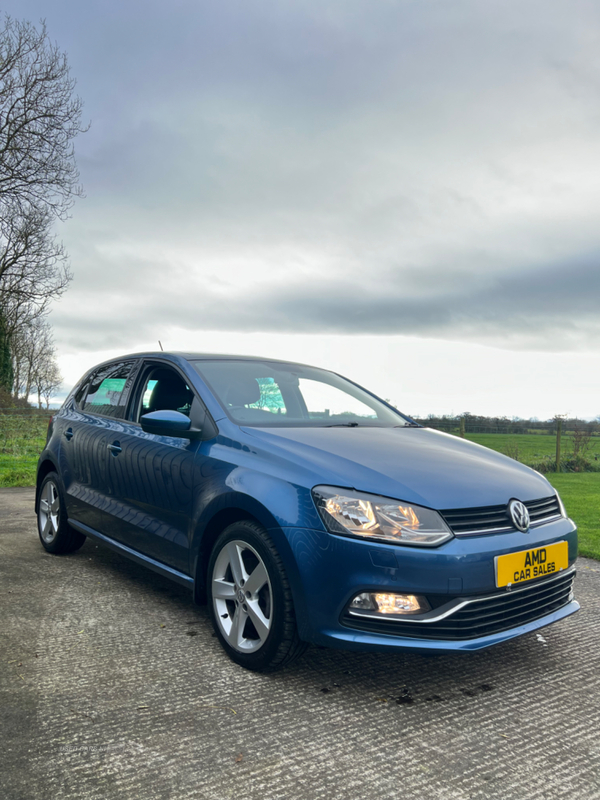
(207, 522, 289, 671)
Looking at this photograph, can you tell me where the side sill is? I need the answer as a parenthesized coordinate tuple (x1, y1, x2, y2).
(69, 519, 194, 590)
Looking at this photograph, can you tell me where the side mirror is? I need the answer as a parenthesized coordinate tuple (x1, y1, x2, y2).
(141, 410, 198, 438)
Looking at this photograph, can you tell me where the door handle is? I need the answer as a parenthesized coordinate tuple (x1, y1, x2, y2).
(107, 442, 122, 455)
(64, 428, 74, 441)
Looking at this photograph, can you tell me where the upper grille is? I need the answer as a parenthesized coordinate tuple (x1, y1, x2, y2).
(441, 495, 562, 536)
(342, 568, 576, 641)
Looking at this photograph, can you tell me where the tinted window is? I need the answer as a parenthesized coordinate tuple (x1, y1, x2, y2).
(192, 360, 410, 427)
(83, 361, 136, 419)
(73, 379, 90, 409)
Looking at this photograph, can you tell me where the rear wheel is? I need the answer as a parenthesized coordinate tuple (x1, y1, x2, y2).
(37, 472, 86, 554)
(208, 521, 307, 671)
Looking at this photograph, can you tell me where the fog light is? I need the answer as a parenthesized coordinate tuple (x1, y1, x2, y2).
(349, 592, 431, 616)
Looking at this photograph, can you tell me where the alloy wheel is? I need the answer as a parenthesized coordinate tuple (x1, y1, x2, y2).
(211, 539, 273, 653)
(39, 480, 60, 544)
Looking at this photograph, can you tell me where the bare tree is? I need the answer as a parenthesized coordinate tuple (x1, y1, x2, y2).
(36, 355, 62, 408)
(0, 15, 86, 398)
(0, 202, 71, 336)
(0, 307, 12, 390)
(10, 317, 54, 400)
(9, 316, 62, 406)
(0, 16, 86, 219)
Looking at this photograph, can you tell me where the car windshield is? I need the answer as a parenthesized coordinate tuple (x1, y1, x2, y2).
(192, 359, 413, 427)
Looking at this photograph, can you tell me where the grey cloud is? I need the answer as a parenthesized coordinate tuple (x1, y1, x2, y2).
(4, 0, 600, 356)
(53, 252, 600, 353)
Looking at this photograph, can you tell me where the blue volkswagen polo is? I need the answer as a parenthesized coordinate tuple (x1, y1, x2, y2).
(36, 352, 579, 671)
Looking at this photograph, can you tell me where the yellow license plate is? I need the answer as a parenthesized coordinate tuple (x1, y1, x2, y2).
(495, 541, 569, 588)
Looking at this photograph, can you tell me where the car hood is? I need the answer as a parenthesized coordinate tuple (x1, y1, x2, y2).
(240, 425, 554, 510)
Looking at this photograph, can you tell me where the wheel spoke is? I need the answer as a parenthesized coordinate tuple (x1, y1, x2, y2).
(212, 579, 236, 600)
(245, 599, 270, 642)
(226, 542, 247, 587)
(228, 604, 248, 648)
(42, 516, 53, 539)
(244, 561, 268, 596)
(50, 497, 60, 514)
(40, 498, 50, 514)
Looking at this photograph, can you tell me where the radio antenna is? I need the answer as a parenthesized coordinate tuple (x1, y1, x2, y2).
(158, 340, 164, 351)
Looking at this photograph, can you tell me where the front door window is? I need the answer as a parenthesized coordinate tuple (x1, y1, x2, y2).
(137, 368, 193, 419)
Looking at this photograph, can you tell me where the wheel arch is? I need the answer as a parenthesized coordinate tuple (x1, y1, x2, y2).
(193, 506, 260, 603)
(191, 494, 304, 622)
(35, 456, 60, 513)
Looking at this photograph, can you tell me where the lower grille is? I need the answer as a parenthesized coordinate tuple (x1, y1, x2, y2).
(342, 569, 576, 641)
(441, 495, 562, 536)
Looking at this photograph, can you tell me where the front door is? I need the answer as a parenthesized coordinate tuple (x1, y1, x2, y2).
(103, 364, 200, 574)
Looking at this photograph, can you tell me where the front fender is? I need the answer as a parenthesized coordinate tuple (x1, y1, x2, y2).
(189, 470, 323, 640)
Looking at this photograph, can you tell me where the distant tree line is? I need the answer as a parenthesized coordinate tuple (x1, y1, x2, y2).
(412, 413, 600, 435)
(0, 16, 85, 408)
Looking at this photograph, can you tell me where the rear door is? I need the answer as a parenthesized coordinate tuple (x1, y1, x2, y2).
(59, 360, 139, 532)
(102, 361, 204, 573)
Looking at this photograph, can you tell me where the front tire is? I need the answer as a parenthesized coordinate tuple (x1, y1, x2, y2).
(208, 521, 307, 671)
(37, 472, 86, 554)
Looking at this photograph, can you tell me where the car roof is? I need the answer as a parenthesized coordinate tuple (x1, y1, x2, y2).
(93, 352, 318, 369)
(175, 352, 313, 366)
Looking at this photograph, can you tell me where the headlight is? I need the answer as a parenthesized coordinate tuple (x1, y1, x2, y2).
(312, 486, 453, 547)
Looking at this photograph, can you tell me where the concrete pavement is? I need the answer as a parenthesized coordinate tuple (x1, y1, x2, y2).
(1, 487, 599, 800)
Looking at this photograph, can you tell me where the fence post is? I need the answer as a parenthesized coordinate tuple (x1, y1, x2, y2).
(555, 417, 562, 473)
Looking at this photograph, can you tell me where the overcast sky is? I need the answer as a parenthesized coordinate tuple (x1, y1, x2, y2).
(5, 0, 600, 418)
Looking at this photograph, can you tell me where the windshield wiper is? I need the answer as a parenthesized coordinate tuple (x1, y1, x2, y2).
(324, 422, 360, 427)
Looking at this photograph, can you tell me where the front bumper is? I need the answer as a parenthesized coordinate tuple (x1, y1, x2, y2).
(281, 517, 579, 652)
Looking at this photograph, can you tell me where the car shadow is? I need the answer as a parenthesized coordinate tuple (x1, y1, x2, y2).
(70, 536, 578, 706)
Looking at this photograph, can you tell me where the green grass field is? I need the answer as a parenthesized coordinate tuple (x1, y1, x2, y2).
(0, 413, 48, 487)
(544, 473, 600, 560)
(465, 432, 600, 463)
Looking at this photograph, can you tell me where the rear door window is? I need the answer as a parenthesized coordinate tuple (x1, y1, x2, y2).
(72, 379, 90, 409)
(83, 361, 137, 419)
